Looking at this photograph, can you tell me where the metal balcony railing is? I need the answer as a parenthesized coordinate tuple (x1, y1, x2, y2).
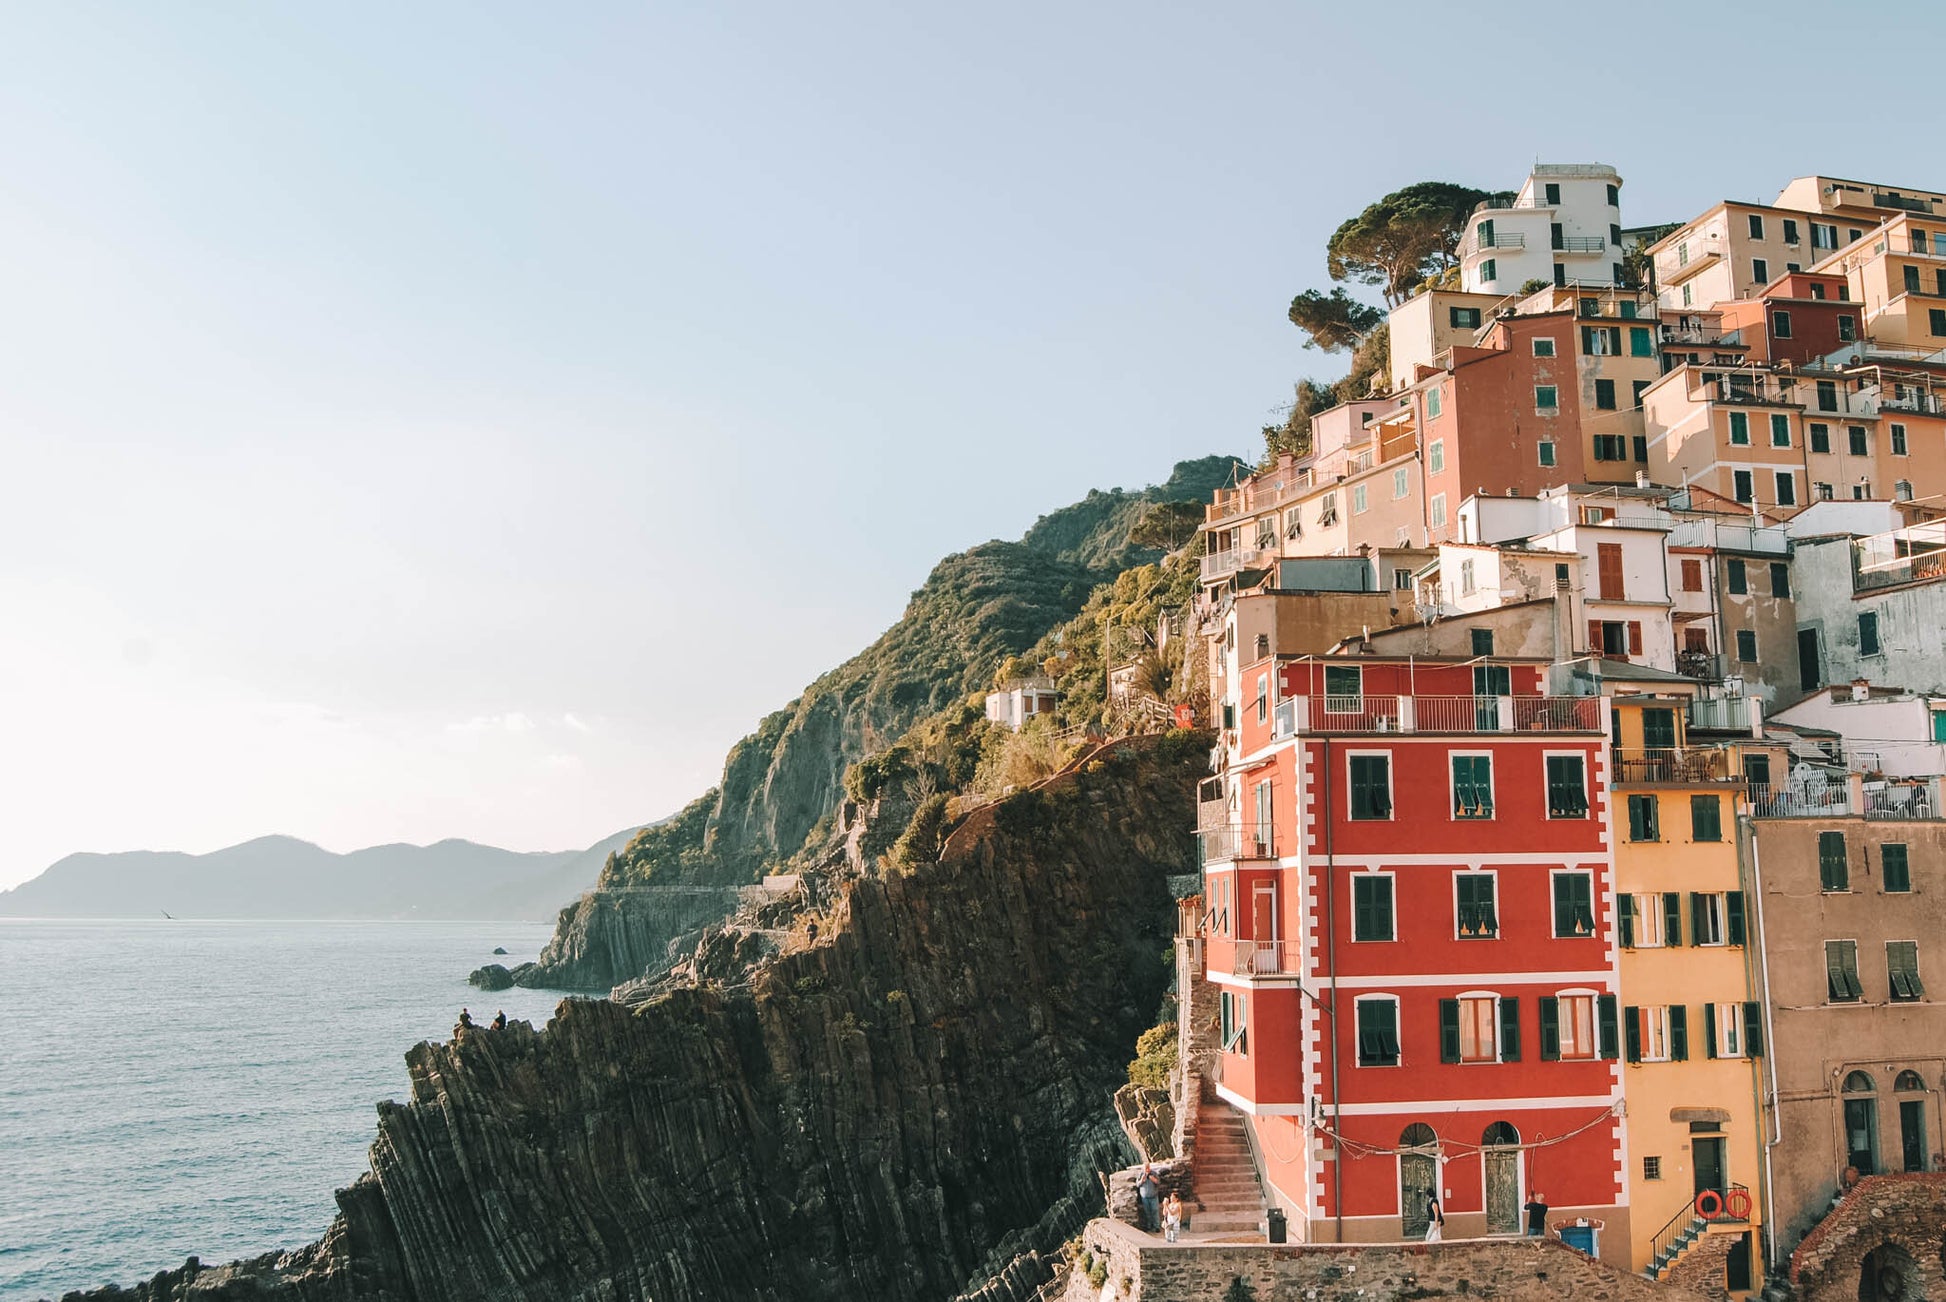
(1687, 696, 1761, 734)
(1555, 235, 1606, 253)
(1275, 695, 1602, 735)
(1864, 777, 1942, 820)
(1610, 747, 1744, 785)
(1209, 937, 1304, 977)
(1465, 231, 1526, 256)
(1198, 823, 1278, 865)
(1200, 546, 1271, 582)
(1750, 781, 1853, 819)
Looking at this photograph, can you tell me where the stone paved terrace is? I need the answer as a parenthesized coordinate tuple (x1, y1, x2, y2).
(1064, 1217, 1712, 1301)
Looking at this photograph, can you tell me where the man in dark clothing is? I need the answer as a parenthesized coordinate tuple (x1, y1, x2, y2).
(1135, 1165, 1161, 1233)
(491, 1011, 507, 1031)
(458, 1008, 474, 1029)
(1524, 1190, 1549, 1237)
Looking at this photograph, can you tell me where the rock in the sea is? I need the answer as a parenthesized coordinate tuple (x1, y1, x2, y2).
(467, 963, 513, 991)
(491, 946, 508, 955)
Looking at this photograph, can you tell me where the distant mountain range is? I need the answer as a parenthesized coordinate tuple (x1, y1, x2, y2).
(0, 827, 644, 921)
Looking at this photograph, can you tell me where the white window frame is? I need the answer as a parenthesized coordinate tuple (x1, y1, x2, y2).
(1449, 750, 1495, 822)
(1557, 988, 1599, 1061)
(1355, 993, 1403, 1068)
(1543, 750, 1590, 821)
(1533, 336, 1556, 357)
(1458, 989, 1500, 1064)
(1393, 467, 1410, 500)
(1220, 989, 1249, 1054)
(1352, 870, 1398, 943)
(1550, 867, 1597, 939)
(1346, 748, 1395, 823)
(1631, 892, 1666, 948)
(1353, 483, 1369, 515)
(1695, 893, 1726, 947)
(1453, 869, 1500, 940)
(1459, 558, 1476, 595)
(1429, 439, 1446, 475)
(1428, 389, 1444, 420)
(1430, 493, 1448, 530)
(1714, 1002, 1745, 1058)
(1636, 1004, 1672, 1063)
(1892, 423, 1909, 456)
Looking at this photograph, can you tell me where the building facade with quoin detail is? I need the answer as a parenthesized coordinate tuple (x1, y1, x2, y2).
(1175, 163, 1946, 1301)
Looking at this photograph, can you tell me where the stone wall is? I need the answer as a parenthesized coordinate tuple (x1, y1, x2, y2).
(1065, 1217, 1711, 1302)
(1790, 1173, 1946, 1302)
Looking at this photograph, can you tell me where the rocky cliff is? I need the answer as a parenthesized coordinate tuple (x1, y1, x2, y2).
(69, 733, 1206, 1302)
(517, 457, 1240, 990)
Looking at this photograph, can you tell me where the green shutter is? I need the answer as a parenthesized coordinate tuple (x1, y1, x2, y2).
(1726, 892, 1746, 946)
(1743, 1002, 1764, 1057)
(1598, 994, 1620, 1060)
(1883, 844, 1911, 893)
(1669, 1005, 1689, 1061)
(1624, 1005, 1642, 1063)
(1618, 894, 1636, 949)
(1499, 996, 1521, 1062)
(1663, 892, 1683, 946)
(1690, 892, 1709, 947)
(1539, 997, 1561, 1061)
(1440, 999, 1461, 1063)
(1704, 1002, 1718, 1058)
(1820, 831, 1849, 891)
(1691, 795, 1721, 842)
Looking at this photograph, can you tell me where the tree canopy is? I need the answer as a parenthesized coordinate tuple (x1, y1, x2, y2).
(1286, 287, 1384, 352)
(1325, 181, 1501, 306)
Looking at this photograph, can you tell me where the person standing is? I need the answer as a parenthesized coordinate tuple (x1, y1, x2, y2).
(1135, 1165, 1161, 1233)
(1424, 1194, 1445, 1242)
(1162, 1191, 1183, 1243)
(1524, 1190, 1549, 1237)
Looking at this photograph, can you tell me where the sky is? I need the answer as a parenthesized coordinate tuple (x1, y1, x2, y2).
(3, 1, 1944, 888)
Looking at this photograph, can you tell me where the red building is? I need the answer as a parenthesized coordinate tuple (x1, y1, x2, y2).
(1198, 654, 1629, 1260)
(1715, 271, 1863, 366)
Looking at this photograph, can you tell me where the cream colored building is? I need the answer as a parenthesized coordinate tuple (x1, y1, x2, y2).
(1459, 163, 1627, 294)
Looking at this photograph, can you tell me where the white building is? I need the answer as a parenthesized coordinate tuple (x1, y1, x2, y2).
(984, 679, 1058, 730)
(1458, 163, 1627, 295)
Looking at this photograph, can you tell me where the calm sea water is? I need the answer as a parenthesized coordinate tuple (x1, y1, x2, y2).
(0, 919, 572, 1301)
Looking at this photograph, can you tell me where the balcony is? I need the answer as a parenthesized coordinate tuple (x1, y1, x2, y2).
(1865, 777, 1942, 821)
(1704, 377, 1800, 408)
(1874, 193, 1937, 214)
(1464, 231, 1526, 257)
(1211, 937, 1304, 978)
(1687, 696, 1764, 736)
(1881, 389, 1946, 416)
(1610, 746, 1744, 785)
(1750, 780, 1853, 819)
(1474, 196, 1547, 214)
(1555, 235, 1607, 254)
(1198, 823, 1278, 865)
(1275, 694, 1602, 735)
(1854, 524, 1946, 593)
(1660, 326, 1745, 348)
(1201, 546, 1271, 582)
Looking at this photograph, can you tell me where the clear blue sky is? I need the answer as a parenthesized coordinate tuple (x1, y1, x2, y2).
(3, 1, 1942, 887)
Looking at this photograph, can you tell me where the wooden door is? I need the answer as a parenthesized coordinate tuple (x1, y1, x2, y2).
(1692, 1136, 1725, 1196)
(1400, 1152, 1435, 1238)
(1484, 1149, 1521, 1234)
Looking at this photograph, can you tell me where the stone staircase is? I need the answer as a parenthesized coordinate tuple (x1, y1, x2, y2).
(1190, 1090, 1268, 1238)
(1645, 1213, 1709, 1281)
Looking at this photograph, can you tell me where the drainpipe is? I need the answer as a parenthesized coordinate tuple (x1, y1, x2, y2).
(1744, 815, 1783, 1268)
(1322, 735, 1344, 1243)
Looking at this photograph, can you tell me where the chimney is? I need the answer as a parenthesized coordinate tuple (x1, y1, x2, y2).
(1852, 678, 1871, 702)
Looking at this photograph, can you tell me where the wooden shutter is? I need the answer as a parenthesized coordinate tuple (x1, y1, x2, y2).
(1663, 892, 1683, 946)
(1499, 997, 1521, 1062)
(1690, 892, 1709, 947)
(1597, 543, 1625, 600)
(1588, 620, 1603, 656)
(1439, 999, 1461, 1063)
(1539, 996, 1561, 1061)
(1726, 892, 1746, 946)
(1704, 1002, 1718, 1058)
(1624, 1006, 1642, 1063)
(1669, 1004, 1689, 1061)
(1617, 894, 1636, 948)
(1598, 994, 1620, 1060)
(1743, 1002, 1764, 1057)
(1628, 621, 1644, 656)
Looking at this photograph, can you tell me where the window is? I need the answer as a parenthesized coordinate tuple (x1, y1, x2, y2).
(1470, 627, 1494, 657)
(1629, 326, 1654, 358)
(1349, 754, 1392, 820)
(1452, 754, 1493, 819)
(1595, 379, 1617, 410)
(1813, 222, 1837, 249)
(1220, 989, 1248, 1051)
(1810, 282, 1826, 299)
(1810, 422, 1831, 453)
(1606, 183, 1618, 206)
(1545, 182, 1561, 205)
(1854, 483, 1871, 500)
(1393, 567, 1413, 591)
(1682, 283, 1693, 307)
(1931, 308, 1946, 337)
(1533, 336, 1556, 357)
(1547, 755, 1588, 818)
(1776, 472, 1796, 506)
(1692, 892, 1725, 946)
(1480, 258, 1497, 283)
(1536, 385, 1558, 412)
(1538, 440, 1556, 467)
(1781, 217, 1799, 244)
(1427, 389, 1443, 419)
(1818, 381, 1839, 412)
(1356, 996, 1400, 1066)
(1593, 434, 1628, 460)
(1735, 629, 1757, 662)
(1620, 893, 1667, 948)
(1752, 258, 1769, 283)
(1430, 493, 1447, 529)
(1428, 439, 1445, 474)
(1839, 315, 1857, 342)
(1681, 558, 1703, 592)
(1850, 426, 1869, 457)
(1542, 992, 1606, 1061)
(1708, 1002, 1746, 1058)
(1773, 310, 1792, 339)
(1628, 1005, 1673, 1062)
(1771, 414, 1791, 447)
(1394, 467, 1410, 499)
(1450, 306, 1482, 329)
(1860, 612, 1882, 657)
(1728, 411, 1750, 445)
(1748, 214, 1766, 239)
(1892, 424, 1909, 456)
(1319, 492, 1338, 523)
(1733, 470, 1754, 503)
(1353, 484, 1368, 514)
(1553, 872, 1595, 938)
(1828, 940, 1864, 1001)
(1441, 994, 1501, 1064)
(1818, 481, 1835, 500)
(1889, 941, 1924, 1002)
(1325, 664, 1362, 704)
(1632, 379, 1650, 408)
(1820, 831, 1849, 891)
(1727, 558, 1747, 594)
(1644, 1156, 1664, 1181)
(1883, 843, 1911, 893)
(1907, 265, 1923, 294)
(1456, 873, 1498, 938)
(1627, 793, 1660, 842)
(1353, 874, 1395, 942)
(1692, 794, 1722, 842)
(1770, 562, 1791, 598)
(1583, 326, 1621, 356)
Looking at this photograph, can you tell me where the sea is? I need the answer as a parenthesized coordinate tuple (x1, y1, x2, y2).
(0, 918, 572, 1301)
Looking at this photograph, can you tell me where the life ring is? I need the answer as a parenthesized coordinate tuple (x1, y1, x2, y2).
(1694, 1189, 1724, 1220)
(1724, 1187, 1752, 1220)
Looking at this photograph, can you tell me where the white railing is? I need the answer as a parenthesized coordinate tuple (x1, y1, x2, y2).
(1687, 696, 1763, 736)
(1278, 695, 1601, 735)
(1865, 777, 1942, 821)
(1200, 546, 1269, 581)
(1198, 823, 1279, 864)
(1223, 938, 1303, 977)
(1751, 781, 1853, 819)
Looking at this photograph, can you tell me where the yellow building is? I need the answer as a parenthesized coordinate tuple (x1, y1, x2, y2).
(1812, 212, 1946, 351)
(1607, 692, 1773, 1295)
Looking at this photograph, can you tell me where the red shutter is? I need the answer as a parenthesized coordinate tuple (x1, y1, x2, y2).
(1598, 543, 1625, 600)
(1628, 622, 1644, 656)
(1588, 620, 1604, 656)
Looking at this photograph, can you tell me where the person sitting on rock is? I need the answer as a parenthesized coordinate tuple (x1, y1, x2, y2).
(456, 1008, 474, 1035)
(491, 1011, 507, 1031)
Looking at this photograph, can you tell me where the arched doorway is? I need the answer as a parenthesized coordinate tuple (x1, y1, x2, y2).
(1399, 1123, 1438, 1239)
(1482, 1121, 1522, 1235)
(1858, 1242, 1923, 1300)
(1845, 1072, 1881, 1175)
(1894, 1071, 1928, 1173)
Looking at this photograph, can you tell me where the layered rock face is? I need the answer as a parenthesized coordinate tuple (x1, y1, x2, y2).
(520, 885, 746, 990)
(70, 735, 1203, 1302)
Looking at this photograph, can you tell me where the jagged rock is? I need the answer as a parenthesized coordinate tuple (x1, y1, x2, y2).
(467, 964, 514, 991)
(70, 733, 1206, 1302)
(1112, 1084, 1175, 1163)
